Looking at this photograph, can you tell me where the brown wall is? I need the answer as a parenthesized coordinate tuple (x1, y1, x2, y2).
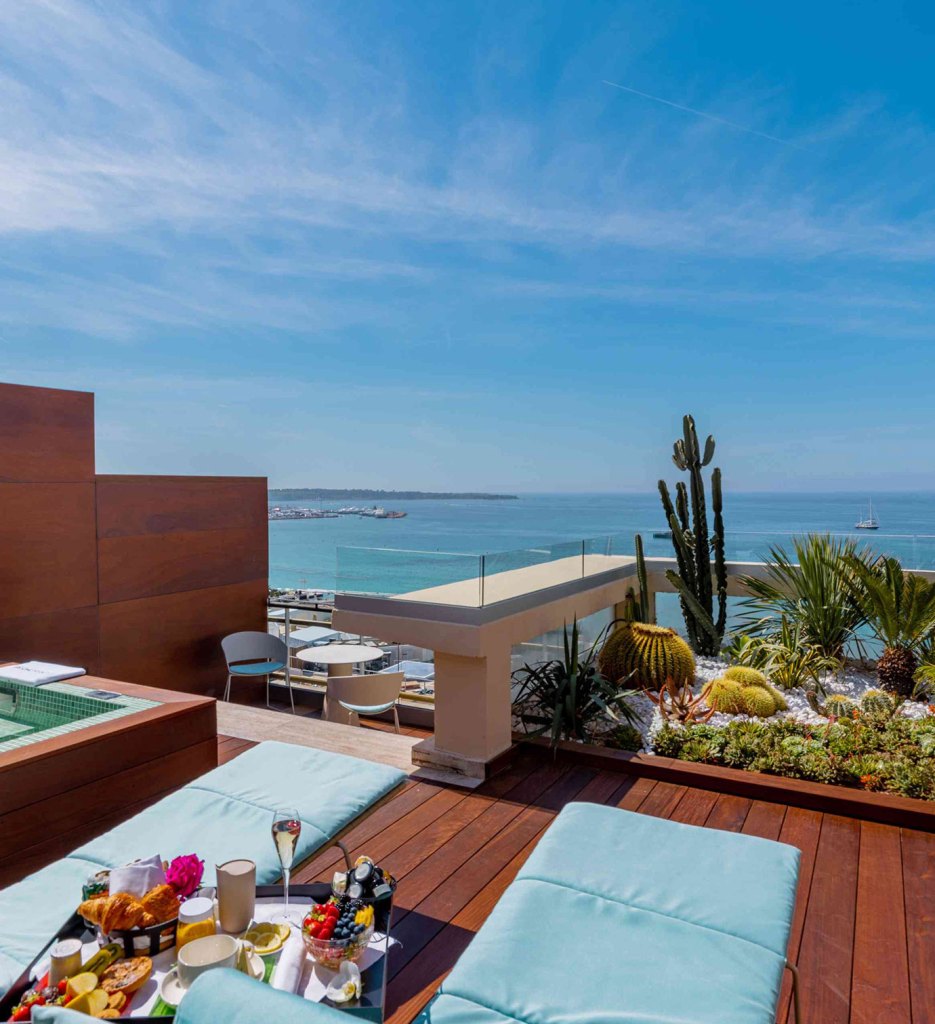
(0, 382, 267, 696)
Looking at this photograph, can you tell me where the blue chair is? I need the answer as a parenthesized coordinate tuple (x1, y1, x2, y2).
(221, 631, 293, 712)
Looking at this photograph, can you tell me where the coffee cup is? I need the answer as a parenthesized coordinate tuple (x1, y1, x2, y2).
(177, 934, 243, 989)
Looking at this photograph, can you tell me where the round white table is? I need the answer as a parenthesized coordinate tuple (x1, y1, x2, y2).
(296, 644, 386, 724)
(296, 643, 384, 675)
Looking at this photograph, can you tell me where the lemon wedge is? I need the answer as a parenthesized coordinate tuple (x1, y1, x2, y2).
(244, 922, 289, 955)
(66, 972, 99, 1001)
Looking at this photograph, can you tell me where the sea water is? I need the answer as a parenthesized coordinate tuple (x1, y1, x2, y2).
(269, 491, 935, 594)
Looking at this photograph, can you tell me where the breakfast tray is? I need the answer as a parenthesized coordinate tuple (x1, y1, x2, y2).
(0, 884, 394, 1023)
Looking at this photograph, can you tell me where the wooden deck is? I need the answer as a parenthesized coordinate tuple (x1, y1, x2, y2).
(217, 735, 935, 1024)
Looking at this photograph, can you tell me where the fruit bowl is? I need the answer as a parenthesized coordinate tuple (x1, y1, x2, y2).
(302, 921, 374, 970)
(302, 899, 375, 970)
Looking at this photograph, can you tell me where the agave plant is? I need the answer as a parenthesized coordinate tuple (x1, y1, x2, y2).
(737, 535, 871, 661)
(512, 619, 640, 747)
(843, 555, 935, 697)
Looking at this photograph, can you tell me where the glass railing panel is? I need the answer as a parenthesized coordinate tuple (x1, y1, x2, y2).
(480, 539, 586, 605)
(335, 545, 483, 604)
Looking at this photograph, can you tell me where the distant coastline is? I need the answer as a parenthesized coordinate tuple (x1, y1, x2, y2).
(269, 488, 518, 501)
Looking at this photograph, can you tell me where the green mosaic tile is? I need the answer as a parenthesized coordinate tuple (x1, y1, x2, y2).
(0, 679, 160, 755)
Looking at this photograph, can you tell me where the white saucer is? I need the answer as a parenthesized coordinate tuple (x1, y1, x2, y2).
(160, 954, 264, 1008)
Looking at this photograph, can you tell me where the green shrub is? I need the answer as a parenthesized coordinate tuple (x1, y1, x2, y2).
(653, 712, 935, 800)
(606, 723, 644, 752)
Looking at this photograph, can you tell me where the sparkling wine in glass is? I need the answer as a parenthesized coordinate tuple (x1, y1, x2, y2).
(272, 807, 301, 923)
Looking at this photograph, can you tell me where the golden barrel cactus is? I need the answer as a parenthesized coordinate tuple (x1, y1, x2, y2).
(702, 677, 746, 714)
(599, 623, 695, 690)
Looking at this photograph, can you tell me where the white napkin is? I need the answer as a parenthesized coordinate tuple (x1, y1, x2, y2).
(108, 855, 166, 898)
(271, 932, 307, 995)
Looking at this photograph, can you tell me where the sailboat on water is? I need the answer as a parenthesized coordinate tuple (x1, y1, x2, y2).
(855, 498, 879, 530)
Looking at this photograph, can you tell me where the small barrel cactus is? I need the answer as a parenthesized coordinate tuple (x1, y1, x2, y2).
(806, 691, 858, 718)
(860, 689, 896, 714)
(723, 665, 769, 688)
(702, 677, 746, 714)
(740, 685, 781, 718)
(599, 622, 695, 690)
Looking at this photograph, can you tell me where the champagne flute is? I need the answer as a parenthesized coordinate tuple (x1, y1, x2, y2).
(271, 807, 301, 923)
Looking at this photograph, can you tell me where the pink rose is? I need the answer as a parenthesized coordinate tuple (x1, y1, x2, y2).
(166, 854, 205, 899)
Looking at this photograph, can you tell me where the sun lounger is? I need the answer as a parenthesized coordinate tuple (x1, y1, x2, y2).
(417, 802, 802, 1023)
(0, 742, 405, 997)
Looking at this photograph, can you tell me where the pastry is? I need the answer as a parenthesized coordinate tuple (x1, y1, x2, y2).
(140, 883, 180, 924)
(77, 895, 107, 925)
(100, 956, 152, 996)
(100, 892, 145, 933)
(139, 911, 156, 928)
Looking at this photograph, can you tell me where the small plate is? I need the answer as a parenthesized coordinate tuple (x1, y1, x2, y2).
(159, 955, 264, 1008)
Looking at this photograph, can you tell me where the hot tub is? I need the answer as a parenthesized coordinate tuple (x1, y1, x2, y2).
(0, 678, 158, 753)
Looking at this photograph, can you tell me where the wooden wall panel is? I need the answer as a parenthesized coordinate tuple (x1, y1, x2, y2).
(98, 578, 267, 695)
(96, 476, 267, 538)
(96, 475, 267, 604)
(0, 606, 101, 674)
(98, 526, 268, 604)
(0, 382, 94, 482)
(0, 482, 98, 618)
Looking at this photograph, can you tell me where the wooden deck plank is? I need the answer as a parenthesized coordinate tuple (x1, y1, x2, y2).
(902, 827, 935, 1024)
(850, 822, 911, 1024)
(741, 800, 787, 841)
(668, 786, 719, 825)
(775, 807, 823, 1024)
(634, 781, 688, 819)
(704, 792, 752, 832)
(793, 814, 860, 1024)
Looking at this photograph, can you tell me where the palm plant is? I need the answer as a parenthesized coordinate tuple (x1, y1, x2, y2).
(512, 619, 640, 747)
(843, 555, 935, 696)
(737, 535, 871, 661)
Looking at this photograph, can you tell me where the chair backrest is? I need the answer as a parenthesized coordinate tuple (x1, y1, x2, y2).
(328, 672, 404, 709)
(221, 630, 288, 667)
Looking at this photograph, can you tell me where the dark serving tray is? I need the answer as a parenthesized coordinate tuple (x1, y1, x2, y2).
(0, 884, 394, 1022)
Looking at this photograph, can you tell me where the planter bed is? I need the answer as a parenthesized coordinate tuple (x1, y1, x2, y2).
(517, 734, 935, 832)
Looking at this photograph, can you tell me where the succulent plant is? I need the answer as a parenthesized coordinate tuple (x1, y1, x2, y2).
(648, 676, 713, 723)
(860, 689, 896, 714)
(723, 666, 769, 688)
(702, 677, 747, 714)
(740, 685, 781, 718)
(806, 691, 858, 719)
(598, 622, 695, 690)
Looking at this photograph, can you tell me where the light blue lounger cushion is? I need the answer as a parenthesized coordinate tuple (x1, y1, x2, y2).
(178, 969, 347, 1023)
(0, 742, 404, 998)
(418, 802, 800, 1024)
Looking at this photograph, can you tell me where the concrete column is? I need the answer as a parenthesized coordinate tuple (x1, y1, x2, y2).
(411, 646, 513, 780)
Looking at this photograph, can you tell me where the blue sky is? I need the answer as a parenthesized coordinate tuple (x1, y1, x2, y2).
(1, 1, 934, 491)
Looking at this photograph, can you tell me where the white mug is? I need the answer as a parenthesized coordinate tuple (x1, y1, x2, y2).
(176, 934, 253, 989)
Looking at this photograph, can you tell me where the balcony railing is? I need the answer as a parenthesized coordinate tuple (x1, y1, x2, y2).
(330, 530, 935, 608)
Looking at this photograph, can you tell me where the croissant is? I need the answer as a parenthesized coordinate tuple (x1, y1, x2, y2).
(78, 895, 107, 925)
(140, 883, 180, 924)
(100, 892, 145, 933)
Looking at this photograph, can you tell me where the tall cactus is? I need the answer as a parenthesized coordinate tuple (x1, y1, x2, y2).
(658, 415, 727, 655)
(621, 533, 654, 623)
